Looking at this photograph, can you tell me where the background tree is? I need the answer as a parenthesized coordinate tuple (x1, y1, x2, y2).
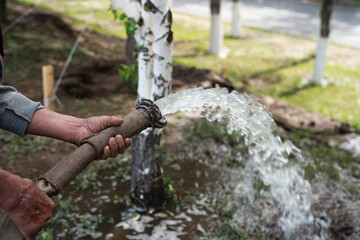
(209, 0, 222, 55)
(231, 0, 242, 38)
(312, 0, 334, 85)
(0, 0, 6, 22)
(112, 0, 173, 211)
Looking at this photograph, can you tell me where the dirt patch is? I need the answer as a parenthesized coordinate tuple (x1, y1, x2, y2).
(13, 10, 77, 40)
(4, 4, 127, 100)
(59, 63, 235, 98)
(261, 95, 358, 134)
(311, 193, 360, 239)
(60, 61, 126, 98)
(172, 65, 235, 92)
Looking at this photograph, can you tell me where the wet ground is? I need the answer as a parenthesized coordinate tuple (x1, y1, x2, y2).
(34, 116, 360, 240)
(43, 120, 242, 240)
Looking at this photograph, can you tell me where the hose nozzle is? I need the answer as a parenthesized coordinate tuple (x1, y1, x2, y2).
(136, 98, 167, 128)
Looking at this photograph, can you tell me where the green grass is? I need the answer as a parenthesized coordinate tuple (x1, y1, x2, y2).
(172, 19, 360, 128)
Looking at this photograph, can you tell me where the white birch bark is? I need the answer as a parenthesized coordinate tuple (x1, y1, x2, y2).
(209, 0, 222, 55)
(312, 0, 333, 85)
(137, 0, 154, 99)
(119, 0, 141, 21)
(231, 0, 242, 38)
(133, 1, 154, 194)
(312, 36, 328, 86)
(209, 13, 223, 55)
(111, 0, 122, 10)
(113, 0, 172, 210)
(145, 0, 173, 101)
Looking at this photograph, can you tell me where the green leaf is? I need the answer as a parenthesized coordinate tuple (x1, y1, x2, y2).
(111, 10, 118, 21)
(120, 12, 127, 21)
(118, 61, 138, 89)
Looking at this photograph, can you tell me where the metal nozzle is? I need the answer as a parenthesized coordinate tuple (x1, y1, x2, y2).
(136, 98, 167, 128)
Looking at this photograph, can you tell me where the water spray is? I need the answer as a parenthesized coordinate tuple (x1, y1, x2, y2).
(0, 99, 167, 240)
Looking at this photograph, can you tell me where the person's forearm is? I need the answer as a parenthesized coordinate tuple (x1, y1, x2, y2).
(26, 109, 84, 145)
(25, 109, 130, 157)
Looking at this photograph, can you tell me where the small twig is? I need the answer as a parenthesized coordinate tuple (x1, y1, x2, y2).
(131, 193, 149, 215)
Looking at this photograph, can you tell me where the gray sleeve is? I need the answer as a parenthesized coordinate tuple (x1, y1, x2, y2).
(0, 85, 44, 136)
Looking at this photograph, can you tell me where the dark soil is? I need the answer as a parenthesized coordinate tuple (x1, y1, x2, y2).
(14, 11, 77, 40)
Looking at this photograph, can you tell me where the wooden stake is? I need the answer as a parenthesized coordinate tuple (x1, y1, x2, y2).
(42, 65, 56, 111)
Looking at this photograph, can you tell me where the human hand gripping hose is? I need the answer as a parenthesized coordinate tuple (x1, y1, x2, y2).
(0, 99, 167, 240)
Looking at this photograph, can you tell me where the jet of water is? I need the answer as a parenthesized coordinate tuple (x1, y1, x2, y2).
(156, 86, 316, 237)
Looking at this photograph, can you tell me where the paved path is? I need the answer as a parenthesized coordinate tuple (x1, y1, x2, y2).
(172, 0, 360, 48)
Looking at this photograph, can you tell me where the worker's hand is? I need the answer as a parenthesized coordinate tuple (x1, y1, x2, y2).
(74, 116, 131, 159)
(6, 178, 54, 240)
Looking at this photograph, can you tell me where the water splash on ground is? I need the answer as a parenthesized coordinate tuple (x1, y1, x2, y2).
(156, 86, 320, 237)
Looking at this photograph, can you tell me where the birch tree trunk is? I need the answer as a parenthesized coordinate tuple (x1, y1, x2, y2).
(130, 0, 173, 211)
(231, 0, 242, 38)
(0, 0, 6, 22)
(117, 0, 172, 211)
(209, 0, 222, 55)
(112, 0, 172, 212)
(312, 0, 333, 85)
(111, 0, 122, 11)
(130, 0, 158, 211)
(137, 1, 153, 99)
(148, 1, 172, 100)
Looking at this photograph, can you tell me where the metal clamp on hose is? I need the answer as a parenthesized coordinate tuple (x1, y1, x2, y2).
(136, 98, 167, 128)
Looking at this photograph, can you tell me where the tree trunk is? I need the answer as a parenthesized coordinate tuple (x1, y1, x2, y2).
(113, 0, 157, 211)
(231, 0, 242, 38)
(130, 0, 173, 211)
(312, 0, 333, 85)
(111, 0, 122, 10)
(320, 0, 333, 38)
(131, 129, 164, 211)
(0, 0, 6, 22)
(126, 34, 137, 66)
(130, 0, 157, 212)
(149, 0, 172, 100)
(137, 1, 153, 99)
(209, 0, 222, 55)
